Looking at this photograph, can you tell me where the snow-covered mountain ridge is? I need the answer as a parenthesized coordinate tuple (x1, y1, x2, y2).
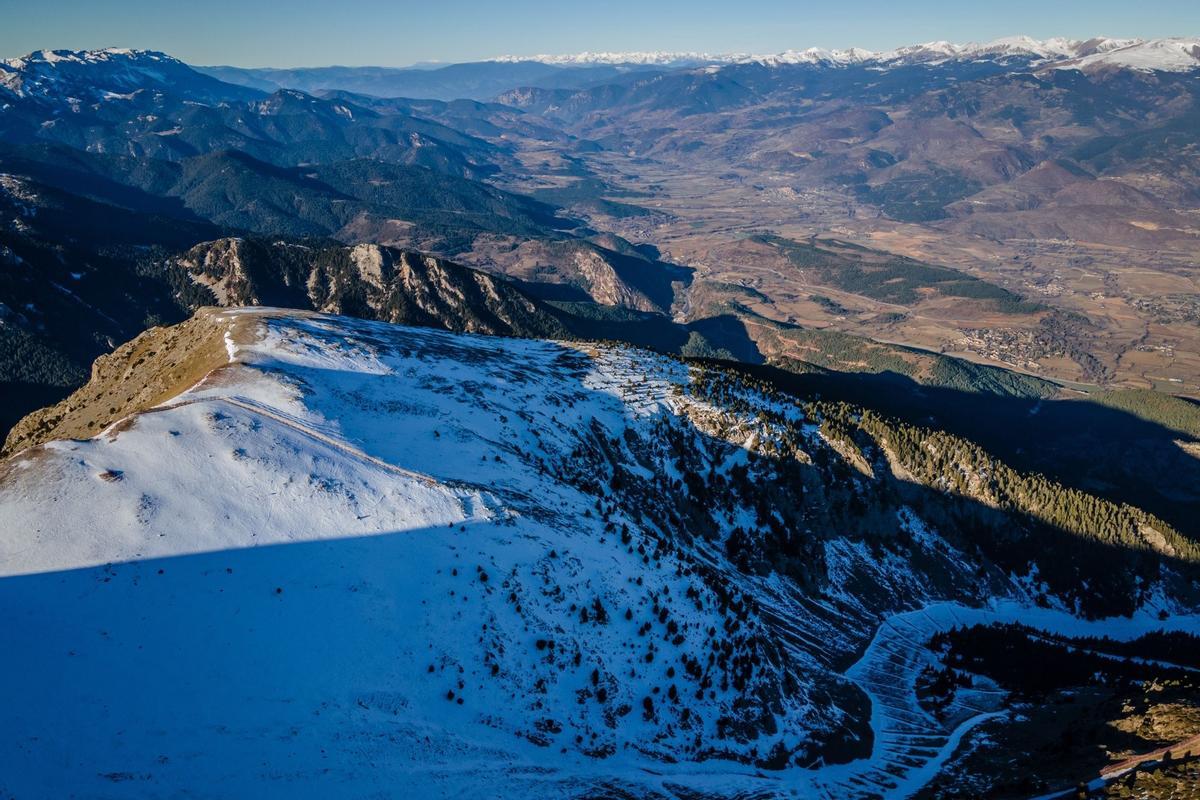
(0, 46, 258, 105)
(493, 35, 1200, 72)
(1, 308, 1196, 797)
(1, 34, 1195, 107)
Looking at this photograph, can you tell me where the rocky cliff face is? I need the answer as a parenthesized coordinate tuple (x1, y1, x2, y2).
(175, 238, 571, 339)
(464, 236, 692, 314)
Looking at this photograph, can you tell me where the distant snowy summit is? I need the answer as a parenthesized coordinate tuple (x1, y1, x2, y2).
(0, 48, 175, 96)
(0, 47, 259, 104)
(492, 35, 1200, 72)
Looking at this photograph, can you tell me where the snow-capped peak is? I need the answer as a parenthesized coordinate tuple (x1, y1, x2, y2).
(756, 47, 875, 67)
(2, 47, 173, 67)
(1054, 37, 1200, 73)
(869, 35, 1085, 65)
(0, 48, 179, 100)
(971, 34, 1079, 58)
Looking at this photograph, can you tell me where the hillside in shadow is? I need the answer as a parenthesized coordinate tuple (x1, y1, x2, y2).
(2, 407, 1197, 797)
(716, 362, 1200, 540)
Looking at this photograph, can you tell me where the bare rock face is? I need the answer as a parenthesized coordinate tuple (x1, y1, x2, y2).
(173, 238, 570, 339)
(180, 237, 258, 305)
(570, 245, 655, 309)
(464, 237, 690, 314)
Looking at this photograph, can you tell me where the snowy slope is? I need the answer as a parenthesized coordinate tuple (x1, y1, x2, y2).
(0, 308, 1195, 798)
(0, 309, 837, 797)
(1055, 37, 1200, 72)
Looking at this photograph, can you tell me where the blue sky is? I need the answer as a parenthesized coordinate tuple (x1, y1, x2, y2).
(2, 0, 1198, 66)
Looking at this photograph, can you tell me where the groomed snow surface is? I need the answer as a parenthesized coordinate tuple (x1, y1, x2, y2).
(1, 309, 1196, 798)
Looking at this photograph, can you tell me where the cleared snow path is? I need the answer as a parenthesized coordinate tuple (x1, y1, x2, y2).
(807, 600, 1200, 798)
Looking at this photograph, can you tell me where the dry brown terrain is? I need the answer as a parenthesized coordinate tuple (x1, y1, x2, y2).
(502, 150, 1200, 394)
(471, 64, 1200, 396)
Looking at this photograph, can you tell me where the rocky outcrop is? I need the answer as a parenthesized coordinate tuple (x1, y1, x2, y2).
(174, 238, 570, 339)
(2, 307, 247, 456)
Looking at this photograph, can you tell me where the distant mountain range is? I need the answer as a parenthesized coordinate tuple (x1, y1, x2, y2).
(3, 38, 1197, 108)
(490, 35, 1200, 71)
(196, 60, 670, 102)
(183, 36, 1200, 100)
